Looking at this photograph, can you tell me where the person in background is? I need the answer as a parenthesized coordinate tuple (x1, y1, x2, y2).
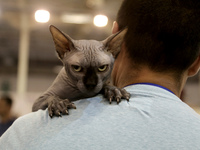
(0, 95, 16, 136)
(1, 0, 200, 149)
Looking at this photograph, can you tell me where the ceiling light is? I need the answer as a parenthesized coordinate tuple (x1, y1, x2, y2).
(93, 15, 108, 27)
(35, 10, 50, 23)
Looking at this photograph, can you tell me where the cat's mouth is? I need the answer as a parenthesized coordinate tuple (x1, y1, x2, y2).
(83, 86, 102, 96)
(77, 83, 102, 97)
(85, 85, 97, 91)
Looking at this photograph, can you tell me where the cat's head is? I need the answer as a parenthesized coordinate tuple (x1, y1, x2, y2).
(49, 25, 127, 96)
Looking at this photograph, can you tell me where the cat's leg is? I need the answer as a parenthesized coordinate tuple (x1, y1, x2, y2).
(32, 94, 76, 117)
(32, 94, 51, 112)
(103, 85, 130, 104)
(47, 96, 76, 118)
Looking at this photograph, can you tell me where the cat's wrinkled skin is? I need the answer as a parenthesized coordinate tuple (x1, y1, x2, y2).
(32, 25, 130, 117)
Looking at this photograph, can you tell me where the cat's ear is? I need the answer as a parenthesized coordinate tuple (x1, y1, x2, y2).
(49, 25, 74, 60)
(103, 28, 127, 58)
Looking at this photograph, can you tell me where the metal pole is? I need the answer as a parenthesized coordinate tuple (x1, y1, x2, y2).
(17, 0, 30, 95)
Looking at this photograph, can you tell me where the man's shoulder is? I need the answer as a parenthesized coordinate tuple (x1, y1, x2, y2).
(14, 109, 48, 128)
(16, 95, 107, 125)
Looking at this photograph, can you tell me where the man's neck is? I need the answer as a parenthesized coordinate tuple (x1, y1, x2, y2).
(112, 47, 187, 97)
(115, 67, 186, 97)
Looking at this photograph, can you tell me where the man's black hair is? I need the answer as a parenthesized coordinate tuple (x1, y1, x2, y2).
(117, 0, 200, 75)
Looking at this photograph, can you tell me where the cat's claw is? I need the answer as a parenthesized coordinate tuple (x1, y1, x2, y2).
(104, 85, 130, 104)
(121, 88, 130, 101)
(48, 97, 76, 118)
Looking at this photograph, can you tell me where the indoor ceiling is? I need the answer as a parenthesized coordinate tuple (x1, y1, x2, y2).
(0, 0, 123, 74)
(0, 0, 199, 82)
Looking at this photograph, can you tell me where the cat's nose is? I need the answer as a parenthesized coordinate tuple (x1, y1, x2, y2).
(83, 67, 98, 91)
(85, 79, 97, 90)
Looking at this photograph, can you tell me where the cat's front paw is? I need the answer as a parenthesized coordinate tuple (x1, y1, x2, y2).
(104, 85, 130, 104)
(48, 97, 76, 118)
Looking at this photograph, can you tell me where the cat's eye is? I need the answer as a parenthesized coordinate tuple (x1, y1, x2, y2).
(72, 65, 82, 72)
(98, 65, 108, 72)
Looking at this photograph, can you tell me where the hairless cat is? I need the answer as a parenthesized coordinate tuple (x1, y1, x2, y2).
(32, 25, 130, 117)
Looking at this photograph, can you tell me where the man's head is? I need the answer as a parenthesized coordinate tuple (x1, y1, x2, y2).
(116, 0, 200, 77)
(0, 95, 13, 117)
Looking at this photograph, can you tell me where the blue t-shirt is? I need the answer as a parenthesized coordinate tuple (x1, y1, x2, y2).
(1, 84, 200, 150)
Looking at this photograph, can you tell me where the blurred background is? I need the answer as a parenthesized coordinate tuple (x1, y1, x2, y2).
(0, 0, 199, 117)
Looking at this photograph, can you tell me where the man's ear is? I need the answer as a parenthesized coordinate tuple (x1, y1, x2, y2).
(112, 21, 119, 34)
(188, 56, 200, 77)
(49, 25, 74, 60)
(103, 27, 127, 58)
